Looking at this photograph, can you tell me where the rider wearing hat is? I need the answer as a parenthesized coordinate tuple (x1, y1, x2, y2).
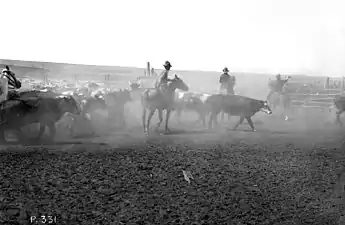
(267, 73, 284, 100)
(219, 67, 235, 95)
(155, 61, 172, 90)
(0, 66, 21, 100)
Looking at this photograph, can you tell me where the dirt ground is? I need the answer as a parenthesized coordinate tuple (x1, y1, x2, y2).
(1, 98, 345, 224)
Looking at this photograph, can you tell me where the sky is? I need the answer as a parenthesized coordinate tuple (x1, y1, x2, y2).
(1, 0, 345, 76)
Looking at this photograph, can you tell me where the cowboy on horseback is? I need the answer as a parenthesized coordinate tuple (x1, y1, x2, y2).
(267, 73, 287, 100)
(155, 61, 173, 94)
(219, 67, 235, 95)
(0, 65, 22, 102)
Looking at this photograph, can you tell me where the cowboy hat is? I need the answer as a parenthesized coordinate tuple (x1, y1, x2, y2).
(163, 61, 172, 68)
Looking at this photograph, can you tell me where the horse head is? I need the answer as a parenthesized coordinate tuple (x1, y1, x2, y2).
(1, 65, 22, 89)
(169, 74, 189, 92)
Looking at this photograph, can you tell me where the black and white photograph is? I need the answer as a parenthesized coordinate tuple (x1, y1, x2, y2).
(1, 0, 345, 224)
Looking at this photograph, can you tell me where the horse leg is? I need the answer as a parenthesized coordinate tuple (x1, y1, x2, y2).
(146, 109, 156, 135)
(267, 90, 274, 101)
(165, 109, 172, 133)
(232, 116, 245, 131)
(155, 109, 163, 132)
(142, 108, 147, 133)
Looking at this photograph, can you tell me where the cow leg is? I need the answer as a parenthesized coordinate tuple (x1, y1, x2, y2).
(200, 112, 206, 127)
(142, 108, 147, 133)
(176, 108, 182, 124)
(119, 104, 126, 128)
(0, 125, 6, 143)
(208, 112, 217, 129)
(336, 111, 344, 127)
(232, 116, 245, 130)
(146, 109, 156, 135)
(155, 109, 163, 131)
(36, 124, 46, 140)
(46, 122, 56, 142)
(245, 116, 256, 131)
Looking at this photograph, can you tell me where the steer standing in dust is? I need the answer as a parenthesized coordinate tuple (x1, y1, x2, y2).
(141, 61, 189, 135)
(207, 94, 272, 131)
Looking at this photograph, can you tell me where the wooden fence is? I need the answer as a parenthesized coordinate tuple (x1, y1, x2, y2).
(287, 76, 345, 111)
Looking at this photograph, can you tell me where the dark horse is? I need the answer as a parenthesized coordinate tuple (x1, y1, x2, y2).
(141, 74, 189, 135)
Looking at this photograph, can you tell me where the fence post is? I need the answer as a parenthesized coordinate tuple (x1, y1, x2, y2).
(147, 62, 151, 76)
(43, 71, 48, 86)
(104, 74, 110, 89)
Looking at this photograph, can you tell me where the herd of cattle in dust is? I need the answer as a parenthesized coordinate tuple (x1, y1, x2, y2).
(0, 64, 345, 144)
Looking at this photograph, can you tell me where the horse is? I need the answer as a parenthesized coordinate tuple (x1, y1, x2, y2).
(267, 76, 291, 100)
(141, 74, 189, 135)
(0, 95, 81, 143)
(267, 76, 291, 120)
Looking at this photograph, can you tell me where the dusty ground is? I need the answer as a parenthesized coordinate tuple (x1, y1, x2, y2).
(1, 100, 345, 224)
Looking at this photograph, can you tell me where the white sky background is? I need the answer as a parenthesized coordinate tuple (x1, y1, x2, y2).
(1, 0, 345, 76)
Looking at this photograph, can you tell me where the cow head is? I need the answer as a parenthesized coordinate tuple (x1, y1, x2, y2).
(57, 95, 81, 115)
(259, 100, 272, 114)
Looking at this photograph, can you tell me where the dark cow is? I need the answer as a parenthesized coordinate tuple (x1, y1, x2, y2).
(0, 95, 80, 143)
(206, 94, 272, 131)
(333, 95, 345, 126)
(104, 89, 132, 127)
(174, 91, 211, 126)
(78, 89, 132, 128)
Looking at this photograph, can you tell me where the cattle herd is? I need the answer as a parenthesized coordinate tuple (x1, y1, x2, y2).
(1, 64, 345, 144)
